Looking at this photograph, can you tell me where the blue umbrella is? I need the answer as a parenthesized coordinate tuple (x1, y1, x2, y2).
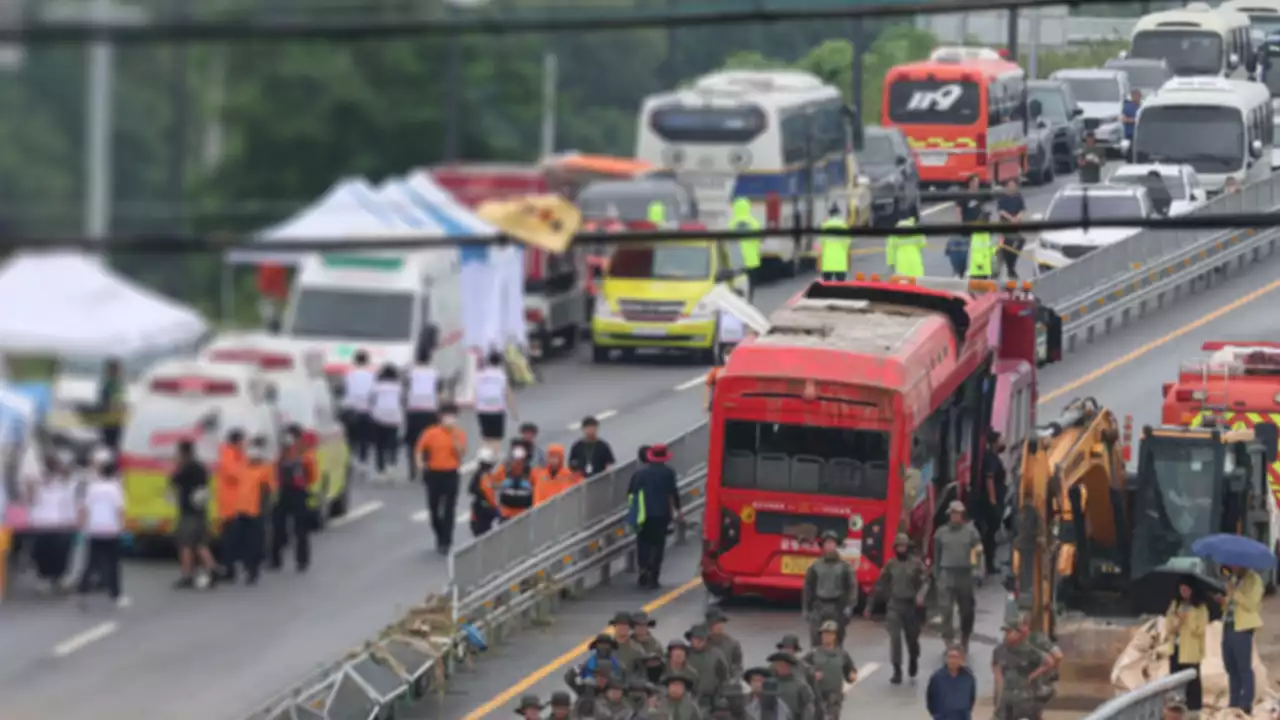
(1191, 533, 1276, 572)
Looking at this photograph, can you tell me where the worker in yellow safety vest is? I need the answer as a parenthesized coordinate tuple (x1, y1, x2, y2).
(647, 200, 667, 226)
(967, 230, 999, 279)
(730, 197, 762, 287)
(885, 217, 928, 278)
(819, 203, 851, 281)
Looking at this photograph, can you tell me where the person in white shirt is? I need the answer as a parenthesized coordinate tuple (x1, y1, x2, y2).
(475, 351, 517, 456)
(405, 345, 444, 481)
(369, 364, 405, 478)
(77, 448, 127, 609)
(30, 453, 76, 592)
(341, 350, 377, 470)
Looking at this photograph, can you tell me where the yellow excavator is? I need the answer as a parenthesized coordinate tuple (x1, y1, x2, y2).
(1011, 398, 1278, 684)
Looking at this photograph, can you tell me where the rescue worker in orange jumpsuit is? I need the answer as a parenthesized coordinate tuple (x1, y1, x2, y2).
(235, 436, 277, 586)
(468, 447, 500, 537)
(484, 440, 536, 522)
(216, 429, 247, 582)
(532, 444, 579, 505)
(270, 426, 318, 573)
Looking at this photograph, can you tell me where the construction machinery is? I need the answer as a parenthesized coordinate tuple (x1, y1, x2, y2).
(1011, 397, 1279, 686)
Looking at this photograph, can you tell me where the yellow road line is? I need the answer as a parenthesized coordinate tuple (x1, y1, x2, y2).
(465, 276, 1280, 717)
(1039, 277, 1280, 405)
(461, 578, 703, 719)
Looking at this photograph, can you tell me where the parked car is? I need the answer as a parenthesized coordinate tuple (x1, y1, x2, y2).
(1106, 163, 1209, 217)
(1103, 57, 1173, 98)
(1049, 68, 1131, 157)
(1033, 184, 1153, 271)
(858, 125, 921, 224)
(1029, 79, 1086, 175)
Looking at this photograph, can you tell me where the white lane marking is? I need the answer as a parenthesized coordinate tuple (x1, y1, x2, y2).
(568, 408, 618, 429)
(53, 621, 118, 657)
(328, 500, 383, 528)
(411, 509, 429, 522)
(846, 661, 881, 691)
(675, 374, 708, 392)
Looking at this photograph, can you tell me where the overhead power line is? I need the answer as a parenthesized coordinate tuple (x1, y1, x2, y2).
(4, 212, 1274, 255)
(3, 0, 1111, 44)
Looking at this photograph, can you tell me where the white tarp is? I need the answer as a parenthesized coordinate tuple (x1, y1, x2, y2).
(0, 252, 210, 357)
(227, 177, 416, 266)
(380, 171, 526, 353)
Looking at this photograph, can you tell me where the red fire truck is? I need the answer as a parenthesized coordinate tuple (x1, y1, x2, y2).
(1162, 340, 1280, 504)
(700, 276, 1060, 601)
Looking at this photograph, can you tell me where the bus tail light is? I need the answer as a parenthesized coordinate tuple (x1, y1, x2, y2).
(718, 507, 742, 555)
(1174, 389, 1205, 402)
(861, 515, 886, 569)
(975, 132, 987, 166)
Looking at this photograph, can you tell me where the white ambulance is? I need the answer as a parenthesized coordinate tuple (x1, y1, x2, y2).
(280, 251, 467, 401)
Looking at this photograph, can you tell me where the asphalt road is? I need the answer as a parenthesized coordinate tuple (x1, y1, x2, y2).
(402, 191, 1280, 718)
(0, 172, 1092, 720)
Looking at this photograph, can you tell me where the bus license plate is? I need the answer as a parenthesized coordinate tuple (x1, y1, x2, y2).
(917, 151, 948, 166)
(781, 555, 816, 575)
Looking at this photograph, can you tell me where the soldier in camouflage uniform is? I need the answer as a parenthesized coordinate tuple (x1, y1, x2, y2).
(746, 677, 792, 720)
(548, 692, 574, 720)
(1018, 611, 1063, 707)
(666, 639, 701, 690)
(803, 620, 858, 720)
(598, 677, 633, 720)
(992, 615, 1054, 720)
(768, 651, 816, 720)
(685, 624, 731, 711)
(869, 533, 926, 684)
(774, 636, 818, 697)
(705, 608, 745, 677)
(934, 501, 982, 650)
(803, 530, 857, 648)
(637, 650, 668, 685)
(721, 682, 748, 720)
(611, 611, 645, 680)
(632, 612, 665, 658)
(658, 671, 705, 720)
(710, 698, 734, 720)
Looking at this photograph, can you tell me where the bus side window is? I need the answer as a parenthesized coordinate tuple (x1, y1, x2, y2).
(988, 81, 1003, 126)
(782, 113, 809, 167)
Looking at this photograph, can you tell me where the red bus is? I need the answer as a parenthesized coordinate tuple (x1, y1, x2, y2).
(882, 47, 1028, 186)
(1162, 340, 1280, 504)
(700, 277, 1058, 601)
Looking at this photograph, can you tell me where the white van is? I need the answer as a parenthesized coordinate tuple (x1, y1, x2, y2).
(1130, 3, 1254, 78)
(1133, 76, 1273, 193)
(280, 251, 467, 399)
(120, 360, 280, 539)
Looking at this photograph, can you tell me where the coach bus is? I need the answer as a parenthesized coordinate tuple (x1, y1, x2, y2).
(635, 69, 871, 277)
(700, 277, 1059, 601)
(882, 46, 1028, 187)
(1130, 3, 1254, 78)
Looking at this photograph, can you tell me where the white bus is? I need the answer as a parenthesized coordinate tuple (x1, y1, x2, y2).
(635, 69, 872, 276)
(1133, 76, 1273, 192)
(1130, 3, 1255, 78)
(1222, 0, 1280, 42)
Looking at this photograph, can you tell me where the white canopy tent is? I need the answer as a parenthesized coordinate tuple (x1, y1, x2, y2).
(227, 176, 418, 266)
(0, 252, 210, 357)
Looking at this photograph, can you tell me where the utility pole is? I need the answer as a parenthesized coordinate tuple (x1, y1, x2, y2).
(539, 52, 558, 160)
(169, 0, 188, 234)
(46, 0, 147, 241)
(850, 17, 865, 126)
(441, 0, 490, 162)
(1007, 8, 1020, 63)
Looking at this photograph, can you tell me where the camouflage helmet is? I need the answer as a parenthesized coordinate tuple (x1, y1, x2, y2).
(894, 533, 910, 548)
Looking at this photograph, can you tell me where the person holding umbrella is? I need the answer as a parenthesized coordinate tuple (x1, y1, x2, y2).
(1164, 579, 1209, 714)
(1191, 533, 1272, 712)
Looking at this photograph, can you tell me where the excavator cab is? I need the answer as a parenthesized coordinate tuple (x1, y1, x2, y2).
(1129, 422, 1278, 613)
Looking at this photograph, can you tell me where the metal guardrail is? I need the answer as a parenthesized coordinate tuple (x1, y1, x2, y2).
(245, 423, 710, 720)
(1081, 669, 1197, 720)
(243, 171, 1280, 720)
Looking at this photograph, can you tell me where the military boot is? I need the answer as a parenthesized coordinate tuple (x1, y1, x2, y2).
(908, 654, 918, 679)
(890, 664, 903, 685)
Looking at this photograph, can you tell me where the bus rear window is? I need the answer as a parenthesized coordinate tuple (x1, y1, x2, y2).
(649, 105, 767, 143)
(720, 420, 891, 500)
(887, 79, 981, 126)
